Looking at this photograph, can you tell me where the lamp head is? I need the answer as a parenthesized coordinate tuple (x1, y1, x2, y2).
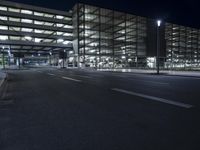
(157, 20, 162, 27)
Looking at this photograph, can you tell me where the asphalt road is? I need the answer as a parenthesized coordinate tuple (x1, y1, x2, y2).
(0, 68, 200, 150)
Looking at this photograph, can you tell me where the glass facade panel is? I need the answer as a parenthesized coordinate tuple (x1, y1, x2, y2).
(21, 9, 33, 14)
(73, 4, 147, 68)
(165, 23, 200, 69)
(8, 7, 20, 13)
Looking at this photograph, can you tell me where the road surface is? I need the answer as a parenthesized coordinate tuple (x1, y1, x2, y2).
(0, 68, 199, 150)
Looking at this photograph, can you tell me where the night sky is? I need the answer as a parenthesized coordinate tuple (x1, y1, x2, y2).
(8, 0, 200, 28)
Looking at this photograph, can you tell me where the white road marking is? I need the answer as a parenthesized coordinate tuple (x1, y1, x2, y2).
(47, 73, 56, 76)
(73, 75, 93, 79)
(62, 76, 82, 82)
(112, 88, 193, 109)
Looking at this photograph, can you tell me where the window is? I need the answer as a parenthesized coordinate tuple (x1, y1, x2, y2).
(57, 39, 64, 43)
(35, 29, 44, 33)
(9, 17, 20, 22)
(0, 6, 7, 11)
(56, 32, 64, 35)
(63, 41, 71, 45)
(35, 38, 43, 43)
(44, 14, 54, 18)
(0, 25, 8, 30)
(44, 31, 53, 34)
(64, 25, 73, 29)
(10, 36, 21, 40)
(64, 17, 71, 21)
(34, 12, 44, 17)
(21, 19, 33, 23)
(10, 27, 20, 31)
(0, 35, 8, 40)
(8, 8, 20, 13)
(63, 33, 73, 36)
(24, 36, 32, 41)
(56, 24, 64, 27)
(43, 39, 53, 43)
(21, 9, 33, 15)
(21, 28, 33, 32)
(0, 16, 7, 21)
(34, 21, 44, 25)
(56, 15, 64, 19)
(44, 22, 54, 26)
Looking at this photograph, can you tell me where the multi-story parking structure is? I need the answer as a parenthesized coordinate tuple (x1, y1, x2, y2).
(0, 0, 73, 58)
(0, 1, 200, 70)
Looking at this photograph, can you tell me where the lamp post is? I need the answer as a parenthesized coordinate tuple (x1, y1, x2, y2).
(8, 48, 11, 67)
(63, 50, 66, 68)
(156, 20, 161, 74)
(49, 51, 52, 66)
(2, 46, 5, 69)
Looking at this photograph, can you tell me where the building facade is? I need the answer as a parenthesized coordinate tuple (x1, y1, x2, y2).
(72, 3, 168, 69)
(0, 0, 73, 56)
(165, 23, 200, 69)
(73, 4, 149, 68)
(0, 1, 200, 69)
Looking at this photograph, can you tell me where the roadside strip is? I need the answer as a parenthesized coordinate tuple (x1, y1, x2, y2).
(112, 88, 193, 109)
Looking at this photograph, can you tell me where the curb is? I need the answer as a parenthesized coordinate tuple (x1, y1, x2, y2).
(0, 73, 8, 88)
(98, 70, 200, 79)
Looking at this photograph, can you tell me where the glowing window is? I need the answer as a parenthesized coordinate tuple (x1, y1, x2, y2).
(44, 31, 53, 34)
(0, 16, 7, 21)
(21, 19, 33, 23)
(0, 35, 8, 40)
(44, 22, 53, 26)
(63, 33, 73, 36)
(0, 6, 7, 11)
(64, 17, 71, 21)
(35, 38, 43, 43)
(56, 15, 64, 19)
(44, 14, 54, 18)
(21, 28, 33, 32)
(34, 12, 44, 17)
(9, 17, 20, 22)
(64, 25, 73, 29)
(35, 29, 44, 33)
(0, 25, 8, 30)
(56, 32, 64, 35)
(34, 21, 44, 25)
(21, 9, 32, 15)
(56, 24, 64, 27)
(10, 27, 20, 31)
(8, 8, 20, 13)
(10, 36, 21, 40)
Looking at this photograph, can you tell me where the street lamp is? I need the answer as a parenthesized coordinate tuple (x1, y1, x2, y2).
(2, 46, 5, 69)
(49, 51, 52, 66)
(62, 50, 66, 68)
(156, 20, 162, 74)
(8, 47, 11, 67)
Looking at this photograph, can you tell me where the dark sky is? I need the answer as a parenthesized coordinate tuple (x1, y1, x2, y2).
(8, 0, 200, 28)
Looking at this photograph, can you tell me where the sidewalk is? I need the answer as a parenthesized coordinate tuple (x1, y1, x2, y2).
(98, 69, 200, 78)
(0, 71, 7, 88)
